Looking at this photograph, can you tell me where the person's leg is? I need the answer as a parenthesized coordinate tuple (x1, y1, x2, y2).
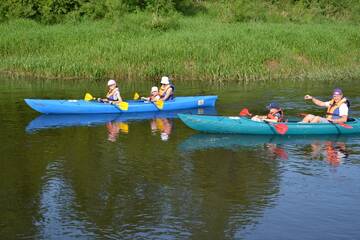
(310, 116, 322, 123)
(302, 114, 315, 123)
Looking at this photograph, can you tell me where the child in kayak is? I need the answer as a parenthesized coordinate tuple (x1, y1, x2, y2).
(251, 102, 284, 122)
(98, 79, 123, 103)
(141, 86, 161, 102)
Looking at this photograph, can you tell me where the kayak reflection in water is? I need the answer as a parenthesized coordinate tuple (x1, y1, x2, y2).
(150, 118, 173, 141)
(106, 121, 129, 142)
(310, 141, 348, 166)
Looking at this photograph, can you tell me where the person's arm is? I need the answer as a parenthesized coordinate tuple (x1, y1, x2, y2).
(264, 118, 278, 123)
(151, 95, 160, 102)
(162, 88, 173, 101)
(304, 95, 327, 107)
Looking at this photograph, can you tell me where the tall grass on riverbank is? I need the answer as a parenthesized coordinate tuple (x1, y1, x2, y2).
(1, 15, 360, 83)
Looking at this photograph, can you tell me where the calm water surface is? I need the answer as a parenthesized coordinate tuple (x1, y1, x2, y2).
(1, 78, 360, 239)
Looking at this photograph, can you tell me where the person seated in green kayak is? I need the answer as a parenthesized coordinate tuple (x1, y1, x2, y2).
(251, 102, 284, 122)
(141, 86, 161, 102)
(301, 88, 349, 123)
(159, 76, 175, 101)
(98, 79, 123, 104)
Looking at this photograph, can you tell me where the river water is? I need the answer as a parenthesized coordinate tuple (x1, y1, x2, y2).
(1, 77, 360, 239)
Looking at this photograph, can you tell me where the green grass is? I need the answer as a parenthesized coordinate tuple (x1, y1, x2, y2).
(0, 14, 360, 83)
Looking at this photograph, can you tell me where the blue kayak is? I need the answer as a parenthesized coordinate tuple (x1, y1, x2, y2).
(24, 96, 218, 114)
(178, 114, 360, 135)
(26, 108, 217, 133)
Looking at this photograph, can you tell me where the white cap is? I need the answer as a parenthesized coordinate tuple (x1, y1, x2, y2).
(160, 76, 170, 85)
(151, 86, 158, 93)
(107, 79, 116, 86)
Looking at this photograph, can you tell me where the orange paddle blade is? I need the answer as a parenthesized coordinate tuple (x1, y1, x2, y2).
(274, 123, 288, 135)
(239, 108, 251, 116)
(338, 123, 353, 129)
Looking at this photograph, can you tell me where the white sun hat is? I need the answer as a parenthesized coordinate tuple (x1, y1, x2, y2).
(107, 79, 116, 86)
(151, 86, 159, 92)
(160, 76, 170, 85)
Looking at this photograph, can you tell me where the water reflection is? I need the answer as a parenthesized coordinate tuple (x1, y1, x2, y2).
(150, 118, 173, 141)
(180, 134, 357, 166)
(106, 122, 129, 142)
(25, 108, 216, 133)
(310, 141, 349, 166)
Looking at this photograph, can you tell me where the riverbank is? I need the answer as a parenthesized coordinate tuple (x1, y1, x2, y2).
(1, 15, 359, 83)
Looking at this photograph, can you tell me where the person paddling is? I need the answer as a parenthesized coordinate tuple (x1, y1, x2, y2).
(251, 102, 284, 123)
(301, 88, 349, 124)
(159, 76, 175, 101)
(141, 86, 161, 102)
(98, 79, 123, 104)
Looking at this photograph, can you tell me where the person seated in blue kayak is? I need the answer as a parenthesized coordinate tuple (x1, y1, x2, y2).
(251, 102, 284, 122)
(159, 76, 175, 101)
(141, 86, 161, 102)
(98, 79, 123, 103)
(301, 88, 349, 123)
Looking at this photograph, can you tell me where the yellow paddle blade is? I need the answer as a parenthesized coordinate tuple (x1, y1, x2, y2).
(118, 122, 129, 134)
(133, 92, 140, 100)
(118, 101, 129, 111)
(84, 93, 94, 101)
(155, 100, 164, 110)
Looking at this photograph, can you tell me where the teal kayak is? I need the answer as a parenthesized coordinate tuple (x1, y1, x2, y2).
(178, 114, 360, 135)
(24, 96, 217, 114)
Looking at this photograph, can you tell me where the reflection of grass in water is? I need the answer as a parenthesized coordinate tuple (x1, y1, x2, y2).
(1, 17, 360, 82)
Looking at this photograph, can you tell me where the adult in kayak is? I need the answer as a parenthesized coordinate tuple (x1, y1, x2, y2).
(141, 86, 161, 102)
(98, 79, 123, 103)
(251, 102, 285, 123)
(301, 88, 349, 123)
(159, 76, 175, 101)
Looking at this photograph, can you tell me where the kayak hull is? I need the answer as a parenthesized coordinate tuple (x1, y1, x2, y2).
(24, 96, 217, 114)
(178, 114, 360, 135)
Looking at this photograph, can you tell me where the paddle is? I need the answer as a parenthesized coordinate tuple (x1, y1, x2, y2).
(298, 113, 353, 129)
(84, 93, 129, 111)
(133, 92, 164, 110)
(133, 92, 140, 100)
(239, 108, 289, 135)
(84, 93, 95, 101)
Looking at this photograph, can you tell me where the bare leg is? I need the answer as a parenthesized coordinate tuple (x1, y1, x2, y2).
(302, 114, 315, 123)
(310, 116, 322, 123)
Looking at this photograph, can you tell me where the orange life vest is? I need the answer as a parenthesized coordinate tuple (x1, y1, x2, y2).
(326, 97, 349, 120)
(159, 84, 174, 100)
(267, 109, 284, 122)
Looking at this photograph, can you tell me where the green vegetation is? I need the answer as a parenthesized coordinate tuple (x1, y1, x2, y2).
(0, 1, 360, 82)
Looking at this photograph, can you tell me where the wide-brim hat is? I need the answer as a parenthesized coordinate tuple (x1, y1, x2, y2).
(161, 76, 170, 85)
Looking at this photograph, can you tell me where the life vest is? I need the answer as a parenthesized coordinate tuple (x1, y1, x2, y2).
(107, 87, 120, 101)
(159, 84, 175, 100)
(267, 109, 284, 122)
(326, 97, 349, 120)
